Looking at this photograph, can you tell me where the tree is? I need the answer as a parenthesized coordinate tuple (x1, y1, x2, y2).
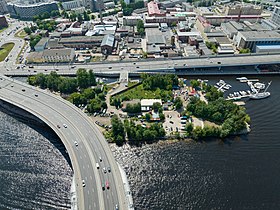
(152, 102, 162, 112)
(77, 69, 89, 89)
(145, 113, 151, 122)
(159, 113, 165, 121)
(174, 97, 183, 110)
(136, 20, 145, 36)
(51, 10, 60, 18)
(77, 14, 83, 23)
(111, 115, 125, 145)
(239, 48, 250, 54)
(83, 11, 90, 21)
(82, 88, 95, 100)
(171, 22, 177, 27)
(190, 80, 200, 89)
(24, 27, 32, 35)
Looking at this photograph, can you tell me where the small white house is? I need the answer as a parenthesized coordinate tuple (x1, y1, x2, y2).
(141, 99, 162, 111)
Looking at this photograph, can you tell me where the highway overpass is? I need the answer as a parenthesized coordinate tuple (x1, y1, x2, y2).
(0, 75, 127, 210)
(2, 53, 280, 77)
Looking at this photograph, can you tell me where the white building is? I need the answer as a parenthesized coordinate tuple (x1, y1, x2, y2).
(141, 99, 162, 111)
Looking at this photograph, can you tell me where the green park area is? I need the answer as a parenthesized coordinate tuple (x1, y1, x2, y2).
(0, 43, 15, 62)
(111, 74, 177, 108)
(15, 30, 27, 39)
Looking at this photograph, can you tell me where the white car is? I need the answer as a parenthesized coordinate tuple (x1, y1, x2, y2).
(103, 167, 107, 173)
(63, 124, 67, 128)
(82, 180, 86, 187)
(74, 141, 78, 147)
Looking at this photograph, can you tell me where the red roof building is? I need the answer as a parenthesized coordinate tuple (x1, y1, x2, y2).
(147, 1, 165, 17)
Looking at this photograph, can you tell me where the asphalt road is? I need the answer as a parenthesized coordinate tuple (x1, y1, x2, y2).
(1, 53, 280, 77)
(0, 75, 126, 210)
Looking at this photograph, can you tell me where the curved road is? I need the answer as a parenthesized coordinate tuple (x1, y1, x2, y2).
(0, 75, 126, 210)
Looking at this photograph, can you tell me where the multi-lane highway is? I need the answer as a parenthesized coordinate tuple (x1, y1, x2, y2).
(0, 75, 126, 210)
(1, 53, 280, 77)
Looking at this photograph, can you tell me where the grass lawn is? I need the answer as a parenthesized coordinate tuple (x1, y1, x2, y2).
(0, 43, 15, 62)
(113, 84, 173, 101)
(15, 30, 27, 39)
(90, 56, 103, 62)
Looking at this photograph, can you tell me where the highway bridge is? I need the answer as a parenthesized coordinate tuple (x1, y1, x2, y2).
(2, 53, 280, 77)
(0, 75, 127, 210)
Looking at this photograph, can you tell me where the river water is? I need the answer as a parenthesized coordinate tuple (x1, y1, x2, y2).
(0, 76, 280, 209)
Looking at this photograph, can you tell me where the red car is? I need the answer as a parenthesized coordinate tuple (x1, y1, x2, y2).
(106, 181, 109, 189)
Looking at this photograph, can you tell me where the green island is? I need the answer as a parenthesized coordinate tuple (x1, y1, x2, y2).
(109, 74, 250, 145)
(28, 70, 250, 146)
(0, 43, 15, 62)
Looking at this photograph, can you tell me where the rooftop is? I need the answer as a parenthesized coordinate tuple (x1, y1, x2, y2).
(42, 48, 74, 57)
(147, 1, 161, 15)
(239, 31, 280, 41)
(101, 34, 115, 47)
(141, 99, 162, 107)
(59, 36, 103, 43)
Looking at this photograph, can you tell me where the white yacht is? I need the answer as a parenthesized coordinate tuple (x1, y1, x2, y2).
(249, 81, 272, 100)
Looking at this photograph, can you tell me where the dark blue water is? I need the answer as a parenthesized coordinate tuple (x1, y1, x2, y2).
(1, 76, 280, 210)
(0, 111, 72, 209)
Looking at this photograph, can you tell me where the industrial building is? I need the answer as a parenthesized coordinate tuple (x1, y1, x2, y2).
(235, 31, 280, 52)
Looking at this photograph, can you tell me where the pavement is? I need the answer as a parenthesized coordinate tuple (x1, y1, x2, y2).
(0, 75, 127, 210)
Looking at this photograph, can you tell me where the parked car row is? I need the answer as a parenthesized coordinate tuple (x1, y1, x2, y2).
(95, 121, 112, 129)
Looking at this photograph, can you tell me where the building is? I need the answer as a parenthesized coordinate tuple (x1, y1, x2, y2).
(62, 0, 83, 10)
(145, 16, 186, 24)
(34, 37, 49, 52)
(222, 3, 262, 16)
(0, 16, 8, 28)
(197, 7, 214, 16)
(0, 0, 8, 15)
(123, 16, 142, 26)
(59, 36, 103, 49)
(272, 6, 280, 26)
(141, 99, 162, 111)
(7, 1, 59, 20)
(203, 15, 263, 26)
(92, 0, 104, 12)
(147, 1, 164, 17)
(42, 48, 75, 63)
(235, 31, 280, 52)
(177, 31, 201, 43)
(182, 2, 193, 12)
(196, 16, 211, 33)
(101, 34, 115, 54)
(159, 0, 185, 9)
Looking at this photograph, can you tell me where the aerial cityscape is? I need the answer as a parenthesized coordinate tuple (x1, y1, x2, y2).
(0, 0, 280, 209)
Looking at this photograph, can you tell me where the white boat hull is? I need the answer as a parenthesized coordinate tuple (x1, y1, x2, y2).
(249, 92, 270, 99)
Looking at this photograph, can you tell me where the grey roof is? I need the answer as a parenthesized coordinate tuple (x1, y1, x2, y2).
(35, 37, 49, 47)
(146, 28, 166, 44)
(239, 31, 280, 41)
(42, 48, 74, 57)
(229, 21, 244, 31)
(101, 34, 115, 47)
(60, 36, 103, 43)
(221, 22, 238, 34)
(46, 38, 63, 49)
